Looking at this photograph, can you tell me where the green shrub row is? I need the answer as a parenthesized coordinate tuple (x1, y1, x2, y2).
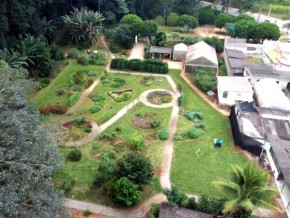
(110, 58, 168, 74)
(68, 92, 80, 106)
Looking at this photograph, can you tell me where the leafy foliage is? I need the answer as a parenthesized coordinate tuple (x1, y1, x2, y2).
(107, 177, 141, 206)
(167, 13, 180, 26)
(195, 70, 217, 92)
(198, 7, 216, 25)
(130, 134, 145, 150)
(0, 64, 63, 217)
(67, 149, 82, 162)
(159, 130, 169, 140)
(178, 14, 199, 29)
(214, 13, 235, 29)
(163, 186, 189, 207)
(116, 153, 153, 185)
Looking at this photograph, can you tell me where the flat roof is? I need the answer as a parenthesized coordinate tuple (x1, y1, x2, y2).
(218, 76, 253, 93)
(228, 58, 247, 68)
(226, 48, 245, 59)
(245, 65, 290, 81)
(149, 46, 172, 54)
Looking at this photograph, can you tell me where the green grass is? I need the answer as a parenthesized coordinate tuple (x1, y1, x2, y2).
(32, 61, 105, 107)
(54, 103, 171, 205)
(169, 69, 250, 197)
(73, 73, 173, 125)
(246, 57, 264, 65)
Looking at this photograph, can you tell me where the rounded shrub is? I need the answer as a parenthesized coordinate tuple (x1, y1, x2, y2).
(67, 148, 82, 161)
(159, 130, 169, 140)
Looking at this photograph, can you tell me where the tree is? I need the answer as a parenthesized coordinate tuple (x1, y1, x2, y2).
(198, 8, 216, 25)
(224, 23, 236, 37)
(214, 13, 235, 29)
(120, 14, 144, 36)
(62, 7, 104, 45)
(254, 22, 280, 42)
(173, 0, 198, 15)
(0, 64, 63, 217)
(0, 48, 27, 69)
(154, 15, 165, 25)
(213, 164, 278, 217)
(235, 14, 255, 22)
(107, 177, 141, 206)
(235, 19, 256, 39)
(112, 24, 134, 49)
(116, 153, 153, 185)
(154, 32, 167, 46)
(167, 13, 179, 26)
(204, 37, 224, 52)
(178, 14, 199, 29)
(143, 20, 158, 38)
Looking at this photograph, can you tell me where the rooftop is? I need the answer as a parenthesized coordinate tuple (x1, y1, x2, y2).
(174, 43, 188, 52)
(218, 76, 253, 93)
(226, 48, 245, 59)
(228, 58, 247, 68)
(159, 203, 213, 218)
(149, 46, 172, 54)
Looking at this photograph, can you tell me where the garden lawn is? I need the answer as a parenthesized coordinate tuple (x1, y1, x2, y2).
(55, 103, 170, 205)
(169, 69, 251, 197)
(73, 73, 173, 125)
(32, 61, 105, 107)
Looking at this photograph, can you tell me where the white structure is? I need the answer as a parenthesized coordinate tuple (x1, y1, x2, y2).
(217, 76, 253, 105)
(254, 79, 290, 111)
(173, 43, 187, 61)
(184, 41, 218, 74)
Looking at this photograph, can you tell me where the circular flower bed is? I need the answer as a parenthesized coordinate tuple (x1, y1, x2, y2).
(131, 112, 162, 129)
(147, 91, 172, 105)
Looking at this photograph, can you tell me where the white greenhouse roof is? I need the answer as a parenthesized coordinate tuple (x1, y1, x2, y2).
(218, 76, 253, 93)
(254, 78, 290, 111)
(186, 41, 218, 66)
(173, 43, 188, 52)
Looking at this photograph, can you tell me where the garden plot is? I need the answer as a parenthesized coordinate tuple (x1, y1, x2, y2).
(72, 73, 173, 125)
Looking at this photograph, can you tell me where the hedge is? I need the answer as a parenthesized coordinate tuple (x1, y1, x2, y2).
(110, 58, 168, 74)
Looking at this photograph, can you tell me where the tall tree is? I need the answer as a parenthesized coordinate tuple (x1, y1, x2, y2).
(173, 0, 198, 15)
(213, 164, 278, 217)
(0, 64, 63, 217)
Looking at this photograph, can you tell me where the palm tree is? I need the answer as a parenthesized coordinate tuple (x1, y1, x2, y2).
(62, 7, 105, 45)
(0, 48, 27, 69)
(212, 164, 278, 217)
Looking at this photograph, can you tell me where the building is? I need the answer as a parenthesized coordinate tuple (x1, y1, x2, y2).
(149, 46, 172, 59)
(184, 41, 218, 74)
(159, 203, 213, 218)
(224, 48, 247, 76)
(217, 76, 253, 105)
(230, 79, 290, 216)
(173, 43, 187, 61)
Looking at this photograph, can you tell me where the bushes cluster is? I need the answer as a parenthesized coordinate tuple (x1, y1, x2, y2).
(110, 58, 168, 74)
(150, 119, 161, 128)
(159, 130, 169, 140)
(67, 148, 82, 161)
(69, 92, 80, 106)
(91, 153, 153, 206)
(178, 92, 184, 107)
(39, 104, 67, 115)
(68, 48, 106, 66)
(89, 106, 101, 113)
(130, 134, 145, 150)
(184, 111, 204, 120)
(163, 186, 225, 216)
(195, 70, 217, 92)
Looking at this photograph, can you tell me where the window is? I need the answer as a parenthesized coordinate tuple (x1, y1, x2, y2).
(223, 91, 228, 98)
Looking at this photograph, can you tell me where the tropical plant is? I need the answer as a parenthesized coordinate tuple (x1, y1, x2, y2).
(62, 7, 105, 45)
(212, 164, 278, 217)
(0, 48, 27, 69)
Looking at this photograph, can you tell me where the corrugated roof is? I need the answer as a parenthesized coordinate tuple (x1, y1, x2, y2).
(159, 203, 213, 218)
(149, 46, 172, 54)
(185, 41, 218, 66)
(226, 48, 245, 59)
(218, 76, 253, 93)
(228, 58, 247, 68)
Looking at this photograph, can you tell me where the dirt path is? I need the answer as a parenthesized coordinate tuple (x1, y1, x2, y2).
(129, 43, 145, 60)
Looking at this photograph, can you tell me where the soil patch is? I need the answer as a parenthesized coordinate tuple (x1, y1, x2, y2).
(147, 90, 172, 105)
(131, 112, 162, 129)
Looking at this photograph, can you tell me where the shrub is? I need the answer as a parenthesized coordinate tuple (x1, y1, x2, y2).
(116, 153, 154, 185)
(50, 46, 65, 61)
(204, 36, 224, 53)
(106, 177, 141, 206)
(84, 125, 92, 133)
(154, 15, 165, 25)
(67, 148, 82, 161)
(163, 186, 189, 207)
(83, 210, 92, 217)
(73, 116, 86, 125)
(198, 7, 216, 25)
(77, 54, 89, 65)
(178, 14, 199, 29)
(195, 70, 217, 92)
(194, 121, 206, 129)
(115, 126, 122, 132)
(86, 71, 97, 76)
(187, 127, 202, 139)
(178, 92, 184, 106)
(68, 92, 80, 106)
(39, 104, 67, 115)
(150, 203, 160, 218)
(159, 130, 169, 140)
(40, 78, 50, 88)
(86, 78, 94, 87)
(109, 41, 120, 53)
(184, 111, 204, 120)
(150, 119, 161, 128)
(62, 179, 75, 193)
(196, 195, 225, 216)
(56, 87, 65, 96)
(91, 95, 105, 102)
(68, 48, 80, 59)
(130, 134, 145, 150)
(92, 143, 101, 150)
(167, 13, 179, 26)
(89, 106, 101, 113)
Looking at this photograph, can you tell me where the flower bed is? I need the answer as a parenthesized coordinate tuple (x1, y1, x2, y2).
(108, 89, 133, 102)
(131, 112, 162, 129)
(147, 91, 172, 105)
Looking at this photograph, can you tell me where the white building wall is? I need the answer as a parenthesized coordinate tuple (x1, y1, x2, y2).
(218, 90, 253, 105)
(247, 77, 288, 90)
